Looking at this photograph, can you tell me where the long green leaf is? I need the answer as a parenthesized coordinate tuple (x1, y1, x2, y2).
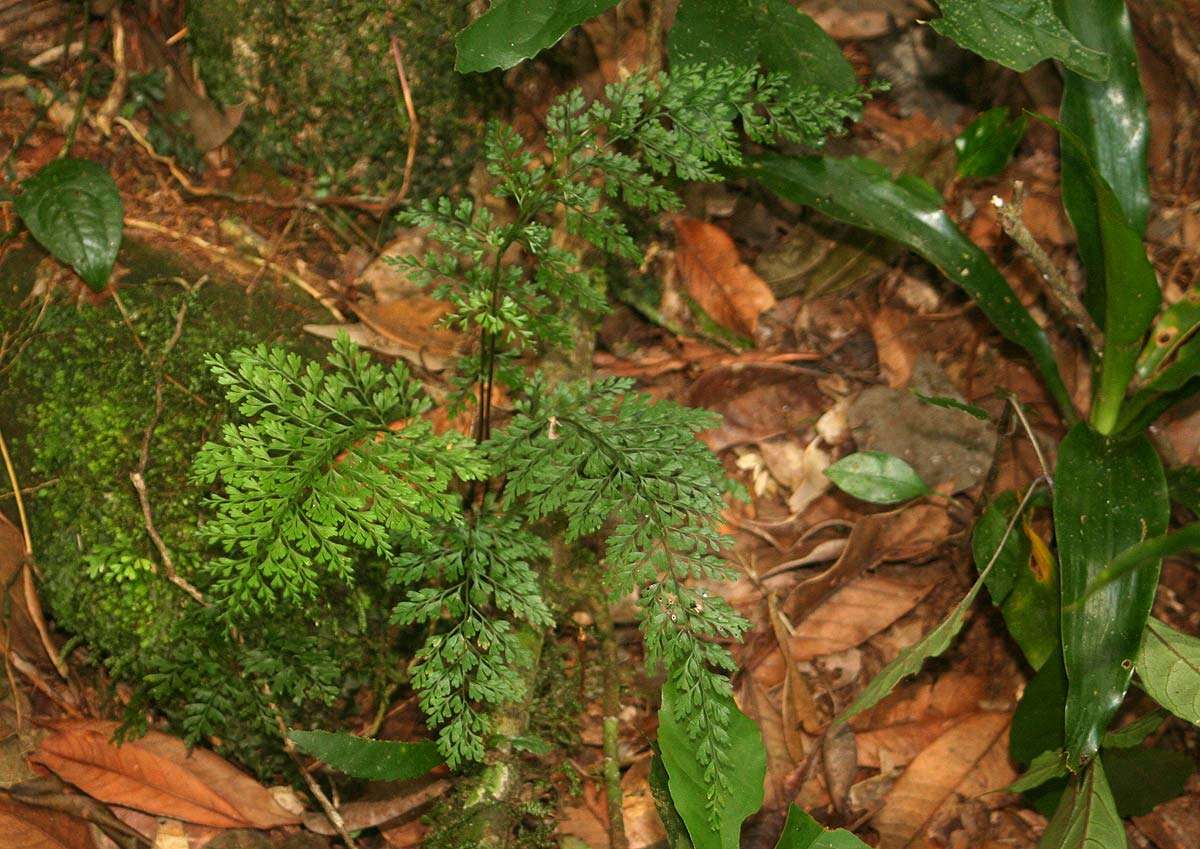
(659, 681, 765, 849)
(455, 0, 620, 73)
(773, 805, 870, 849)
(928, 0, 1108, 80)
(1137, 617, 1200, 725)
(1053, 424, 1169, 765)
(287, 730, 443, 781)
(955, 107, 1028, 179)
(15, 158, 123, 292)
(1037, 759, 1126, 849)
(1134, 292, 1200, 384)
(669, 0, 856, 93)
(1054, 0, 1150, 328)
(1078, 523, 1200, 603)
(747, 154, 1074, 420)
(1008, 749, 1069, 794)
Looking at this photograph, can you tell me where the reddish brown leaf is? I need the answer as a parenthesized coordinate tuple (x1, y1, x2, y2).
(674, 217, 776, 337)
(30, 721, 302, 829)
(0, 796, 96, 849)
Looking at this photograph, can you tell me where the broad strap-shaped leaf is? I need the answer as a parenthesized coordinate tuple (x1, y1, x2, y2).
(1053, 424, 1168, 765)
(1080, 523, 1200, 602)
(659, 681, 765, 849)
(773, 804, 871, 849)
(824, 451, 929, 505)
(928, 0, 1108, 80)
(287, 730, 442, 781)
(1054, 0, 1150, 328)
(1008, 750, 1069, 794)
(747, 153, 1075, 419)
(1137, 617, 1200, 725)
(954, 107, 1028, 179)
(1010, 649, 1067, 765)
(14, 158, 123, 292)
(1041, 119, 1160, 434)
(669, 0, 856, 93)
(1037, 759, 1125, 849)
(455, 0, 620, 73)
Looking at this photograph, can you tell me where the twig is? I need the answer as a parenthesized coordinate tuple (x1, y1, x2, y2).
(389, 37, 420, 207)
(993, 184, 1104, 352)
(0, 428, 32, 559)
(592, 599, 629, 849)
(61, 7, 94, 159)
(643, 0, 664, 75)
(1007, 394, 1053, 484)
(94, 4, 127, 136)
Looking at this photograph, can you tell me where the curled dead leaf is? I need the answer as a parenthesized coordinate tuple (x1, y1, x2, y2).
(674, 217, 775, 337)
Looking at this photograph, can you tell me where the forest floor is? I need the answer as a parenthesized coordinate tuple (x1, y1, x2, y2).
(2, 3, 1200, 849)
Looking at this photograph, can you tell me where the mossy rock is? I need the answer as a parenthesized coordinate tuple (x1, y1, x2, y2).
(0, 243, 396, 775)
(186, 0, 500, 195)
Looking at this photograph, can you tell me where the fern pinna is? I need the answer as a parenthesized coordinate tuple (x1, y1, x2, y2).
(196, 66, 868, 810)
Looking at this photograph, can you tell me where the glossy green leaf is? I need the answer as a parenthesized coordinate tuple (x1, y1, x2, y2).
(1101, 711, 1164, 749)
(1010, 649, 1067, 765)
(1135, 291, 1200, 384)
(1054, 0, 1150, 328)
(14, 158, 123, 292)
(928, 0, 1108, 80)
(1037, 760, 1125, 849)
(669, 0, 856, 93)
(1102, 746, 1194, 817)
(455, 0, 620, 73)
(649, 750, 696, 849)
(746, 153, 1075, 420)
(1079, 523, 1200, 604)
(1008, 749, 1069, 794)
(913, 391, 990, 421)
(973, 491, 1030, 604)
(825, 451, 929, 504)
(659, 681, 765, 849)
(287, 730, 442, 781)
(773, 804, 871, 849)
(954, 107, 1028, 178)
(1137, 617, 1200, 725)
(1054, 424, 1169, 765)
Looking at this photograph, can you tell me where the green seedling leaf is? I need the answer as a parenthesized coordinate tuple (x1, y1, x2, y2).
(670, 0, 856, 93)
(1008, 750, 1069, 794)
(1101, 711, 1165, 749)
(1134, 290, 1200, 384)
(454, 0, 620, 73)
(287, 730, 442, 781)
(1103, 746, 1194, 817)
(824, 451, 929, 504)
(913, 391, 990, 421)
(1054, 424, 1169, 765)
(1137, 617, 1200, 725)
(837, 482, 1043, 726)
(1055, 0, 1150, 325)
(746, 153, 1075, 420)
(955, 107, 1028, 178)
(1078, 523, 1200, 604)
(928, 0, 1109, 80)
(1037, 759, 1125, 849)
(1010, 649, 1067, 765)
(14, 158, 123, 292)
(973, 492, 1058, 669)
(773, 804, 871, 849)
(659, 681, 765, 849)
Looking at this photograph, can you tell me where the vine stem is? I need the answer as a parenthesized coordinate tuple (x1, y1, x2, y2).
(592, 598, 629, 849)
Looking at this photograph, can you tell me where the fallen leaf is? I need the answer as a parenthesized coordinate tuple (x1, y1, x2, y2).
(154, 820, 191, 849)
(740, 674, 793, 811)
(0, 796, 96, 849)
(789, 567, 943, 662)
(1134, 787, 1200, 849)
(675, 217, 776, 337)
(558, 758, 666, 849)
(354, 297, 462, 370)
(850, 673, 989, 769)
(823, 724, 858, 817)
(687, 364, 823, 451)
(868, 306, 919, 387)
(30, 720, 302, 829)
(301, 777, 448, 835)
(872, 712, 1015, 849)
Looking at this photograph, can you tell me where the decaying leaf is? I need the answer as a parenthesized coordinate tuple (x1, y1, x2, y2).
(675, 217, 776, 337)
(0, 797, 97, 849)
(29, 720, 302, 829)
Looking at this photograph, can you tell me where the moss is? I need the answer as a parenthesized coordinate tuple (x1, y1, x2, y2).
(186, 0, 502, 196)
(0, 241, 397, 776)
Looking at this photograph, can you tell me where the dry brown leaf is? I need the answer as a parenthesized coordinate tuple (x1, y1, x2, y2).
(868, 306, 918, 387)
(674, 217, 776, 337)
(851, 674, 988, 769)
(872, 712, 1015, 849)
(789, 567, 941, 661)
(740, 675, 793, 811)
(557, 758, 665, 849)
(823, 724, 858, 817)
(354, 297, 462, 370)
(0, 796, 97, 849)
(30, 720, 302, 829)
(1134, 788, 1200, 849)
(687, 364, 823, 451)
(302, 777, 448, 835)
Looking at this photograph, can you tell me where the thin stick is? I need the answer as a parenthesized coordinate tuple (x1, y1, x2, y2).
(0, 428, 31, 558)
(389, 37, 420, 206)
(643, 0, 665, 75)
(94, 5, 127, 136)
(592, 599, 629, 849)
(993, 184, 1104, 352)
(1008, 394, 1053, 484)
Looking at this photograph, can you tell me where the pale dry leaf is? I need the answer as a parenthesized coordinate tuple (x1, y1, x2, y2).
(30, 720, 302, 829)
(823, 724, 858, 817)
(789, 568, 941, 662)
(851, 674, 988, 769)
(0, 796, 97, 849)
(872, 711, 1015, 849)
(674, 217, 776, 337)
